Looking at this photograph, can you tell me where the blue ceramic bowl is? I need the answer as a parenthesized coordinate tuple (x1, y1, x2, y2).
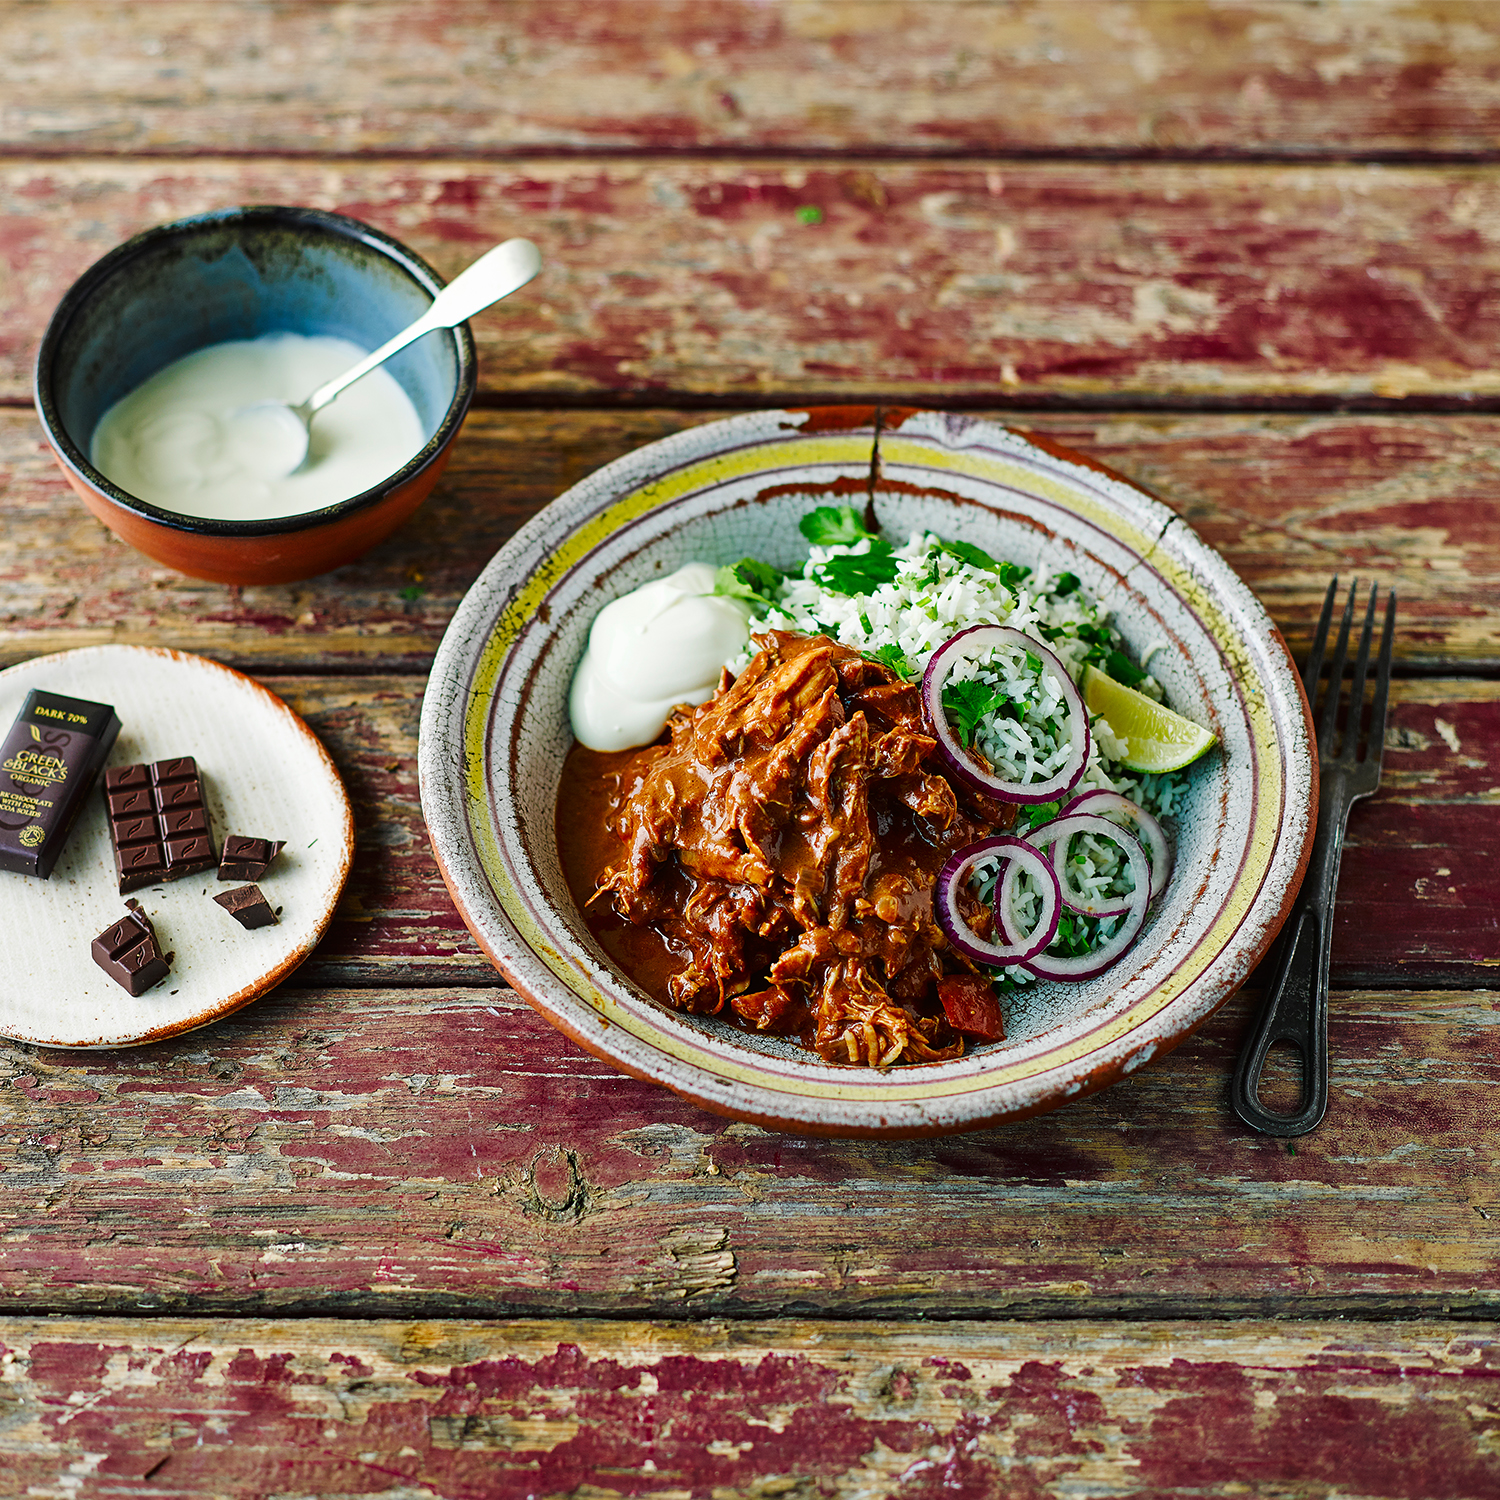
(33, 205, 476, 584)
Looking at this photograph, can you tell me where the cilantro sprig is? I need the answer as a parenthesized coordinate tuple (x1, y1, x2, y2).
(941, 679, 1012, 748)
(865, 642, 915, 678)
(799, 505, 874, 547)
(713, 557, 785, 616)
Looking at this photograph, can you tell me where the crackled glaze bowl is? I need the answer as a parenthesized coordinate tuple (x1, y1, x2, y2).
(418, 409, 1316, 1137)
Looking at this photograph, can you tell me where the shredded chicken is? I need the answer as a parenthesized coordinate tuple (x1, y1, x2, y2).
(596, 632, 1012, 1066)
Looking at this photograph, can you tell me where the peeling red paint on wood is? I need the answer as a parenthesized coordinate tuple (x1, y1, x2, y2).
(0, 1317, 1495, 1498)
(2, 986, 1496, 1318)
(5, 410, 1500, 672)
(6, 2, 1500, 159)
(7, 160, 1500, 403)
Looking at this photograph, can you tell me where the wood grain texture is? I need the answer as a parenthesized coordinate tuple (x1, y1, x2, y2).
(8, 158, 1500, 404)
(2, 984, 1495, 1319)
(5, 409, 1500, 672)
(1, 1315, 1496, 1499)
(6, 1, 1500, 160)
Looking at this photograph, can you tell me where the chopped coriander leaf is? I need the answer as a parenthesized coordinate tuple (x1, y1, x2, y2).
(866, 643, 915, 678)
(1052, 571, 1081, 596)
(937, 538, 998, 571)
(732, 556, 785, 595)
(713, 558, 784, 615)
(1050, 911, 1098, 958)
(942, 678, 1010, 748)
(814, 542, 900, 596)
(1021, 800, 1061, 832)
(799, 505, 873, 546)
(1104, 649, 1148, 687)
(997, 560, 1032, 592)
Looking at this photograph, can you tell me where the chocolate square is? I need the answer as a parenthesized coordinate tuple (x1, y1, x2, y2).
(159, 806, 207, 838)
(213, 883, 278, 929)
(92, 903, 171, 995)
(112, 813, 158, 846)
(217, 835, 285, 882)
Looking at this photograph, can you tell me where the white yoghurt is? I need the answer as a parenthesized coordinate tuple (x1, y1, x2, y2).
(89, 332, 427, 521)
(569, 563, 753, 751)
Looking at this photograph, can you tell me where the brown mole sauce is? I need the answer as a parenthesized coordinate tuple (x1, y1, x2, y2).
(556, 742, 965, 1012)
(557, 742, 689, 1004)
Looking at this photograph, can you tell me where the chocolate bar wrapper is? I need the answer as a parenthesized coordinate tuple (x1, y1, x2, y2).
(0, 689, 121, 878)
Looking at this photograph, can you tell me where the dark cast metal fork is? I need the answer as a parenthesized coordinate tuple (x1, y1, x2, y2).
(1230, 577, 1397, 1137)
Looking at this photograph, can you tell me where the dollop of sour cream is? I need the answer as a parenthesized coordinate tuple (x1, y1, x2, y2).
(90, 332, 426, 522)
(569, 564, 753, 751)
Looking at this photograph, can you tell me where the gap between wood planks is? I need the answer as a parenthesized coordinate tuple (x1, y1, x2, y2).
(15, 391, 1500, 417)
(8, 145, 1500, 168)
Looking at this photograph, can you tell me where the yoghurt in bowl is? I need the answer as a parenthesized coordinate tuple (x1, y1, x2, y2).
(33, 205, 477, 586)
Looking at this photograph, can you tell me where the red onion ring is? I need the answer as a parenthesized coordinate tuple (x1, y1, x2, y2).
(921, 624, 1090, 805)
(935, 835, 1062, 967)
(1015, 812, 1151, 980)
(1059, 788, 1171, 902)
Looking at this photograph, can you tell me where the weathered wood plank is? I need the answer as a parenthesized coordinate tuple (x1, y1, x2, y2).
(7, 1, 1500, 160)
(7, 158, 1500, 403)
(2, 985, 1495, 1319)
(1, 1315, 1495, 1499)
(4, 409, 1500, 673)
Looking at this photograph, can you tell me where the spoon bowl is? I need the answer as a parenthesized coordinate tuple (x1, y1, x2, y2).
(246, 236, 542, 477)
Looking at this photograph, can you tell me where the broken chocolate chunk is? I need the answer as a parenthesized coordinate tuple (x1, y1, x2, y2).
(218, 834, 285, 882)
(104, 756, 217, 892)
(92, 901, 172, 996)
(213, 883, 278, 929)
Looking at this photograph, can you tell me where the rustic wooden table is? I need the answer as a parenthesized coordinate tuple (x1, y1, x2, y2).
(2, 4, 1497, 1494)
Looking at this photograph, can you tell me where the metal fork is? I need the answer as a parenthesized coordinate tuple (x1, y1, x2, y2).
(1230, 577, 1397, 1137)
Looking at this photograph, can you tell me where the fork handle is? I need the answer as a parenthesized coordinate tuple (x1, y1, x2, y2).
(1229, 796, 1347, 1136)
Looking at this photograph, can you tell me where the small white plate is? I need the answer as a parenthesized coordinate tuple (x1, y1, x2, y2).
(0, 646, 353, 1047)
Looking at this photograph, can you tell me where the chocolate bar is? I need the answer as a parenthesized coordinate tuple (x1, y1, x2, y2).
(213, 883, 278, 929)
(218, 834, 284, 882)
(0, 689, 120, 878)
(92, 901, 172, 995)
(104, 756, 217, 893)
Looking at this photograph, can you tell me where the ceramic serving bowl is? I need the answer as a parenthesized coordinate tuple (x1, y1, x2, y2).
(419, 409, 1317, 1138)
(33, 205, 476, 586)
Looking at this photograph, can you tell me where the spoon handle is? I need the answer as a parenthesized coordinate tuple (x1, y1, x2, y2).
(303, 238, 542, 417)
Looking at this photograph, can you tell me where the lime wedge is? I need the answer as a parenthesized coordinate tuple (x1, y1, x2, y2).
(1081, 665, 1217, 774)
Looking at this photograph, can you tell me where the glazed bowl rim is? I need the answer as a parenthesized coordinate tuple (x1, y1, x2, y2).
(32, 203, 477, 539)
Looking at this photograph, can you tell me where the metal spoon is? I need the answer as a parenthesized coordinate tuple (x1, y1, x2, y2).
(240, 237, 542, 477)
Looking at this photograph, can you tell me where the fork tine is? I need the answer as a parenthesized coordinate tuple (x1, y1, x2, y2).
(1317, 578, 1359, 749)
(1303, 575, 1338, 701)
(1365, 588, 1397, 774)
(1341, 583, 1380, 763)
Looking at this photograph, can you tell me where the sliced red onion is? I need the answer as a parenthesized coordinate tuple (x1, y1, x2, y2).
(1059, 788, 1171, 902)
(1015, 812, 1151, 980)
(921, 624, 1090, 805)
(935, 835, 1062, 967)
